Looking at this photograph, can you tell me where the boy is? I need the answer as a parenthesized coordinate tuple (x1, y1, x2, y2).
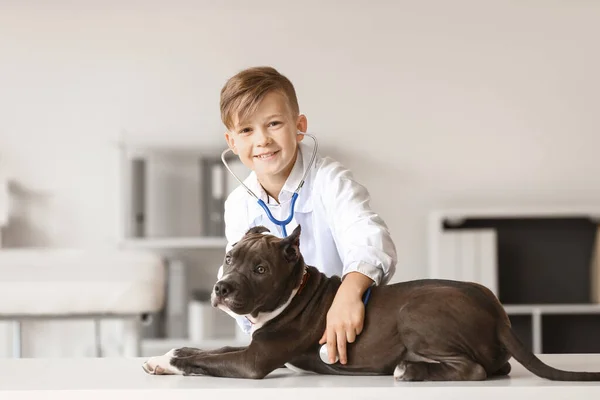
(217, 66, 397, 365)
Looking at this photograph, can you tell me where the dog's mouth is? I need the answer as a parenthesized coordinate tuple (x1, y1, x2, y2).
(211, 293, 247, 313)
(224, 298, 245, 311)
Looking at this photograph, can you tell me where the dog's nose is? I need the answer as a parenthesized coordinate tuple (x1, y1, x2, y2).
(214, 281, 234, 298)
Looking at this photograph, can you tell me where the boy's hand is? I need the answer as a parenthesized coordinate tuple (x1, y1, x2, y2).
(318, 272, 373, 365)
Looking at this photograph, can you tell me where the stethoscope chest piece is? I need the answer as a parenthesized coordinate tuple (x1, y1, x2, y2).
(319, 343, 339, 364)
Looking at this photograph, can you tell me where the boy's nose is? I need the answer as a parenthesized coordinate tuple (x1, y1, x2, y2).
(254, 128, 272, 146)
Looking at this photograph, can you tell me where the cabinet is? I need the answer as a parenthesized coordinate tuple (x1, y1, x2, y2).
(117, 141, 251, 355)
(428, 206, 600, 354)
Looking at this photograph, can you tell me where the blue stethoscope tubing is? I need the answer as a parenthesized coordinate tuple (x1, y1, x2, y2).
(220, 132, 319, 237)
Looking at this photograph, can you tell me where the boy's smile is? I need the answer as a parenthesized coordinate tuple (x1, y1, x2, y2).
(254, 149, 279, 161)
(254, 150, 279, 161)
(224, 91, 307, 202)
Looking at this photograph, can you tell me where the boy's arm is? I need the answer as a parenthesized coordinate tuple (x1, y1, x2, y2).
(317, 161, 398, 364)
(320, 162, 397, 286)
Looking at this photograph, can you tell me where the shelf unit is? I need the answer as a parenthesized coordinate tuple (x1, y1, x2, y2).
(501, 304, 600, 354)
(117, 140, 243, 354)
(428, 206, 600, 355)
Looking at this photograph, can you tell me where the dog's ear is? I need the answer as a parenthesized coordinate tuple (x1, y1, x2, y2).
(245, 226, 270, 236)
(280, 225, 301, 262)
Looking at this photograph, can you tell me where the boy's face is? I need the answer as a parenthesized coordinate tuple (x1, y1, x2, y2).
(224, 91, 307, 184)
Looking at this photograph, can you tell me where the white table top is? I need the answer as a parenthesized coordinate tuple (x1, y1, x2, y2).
(2, 354, 600, 400)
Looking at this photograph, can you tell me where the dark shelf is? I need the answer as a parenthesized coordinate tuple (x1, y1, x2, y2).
(443, 217, 597, 304)
(542, 314, 600, 354)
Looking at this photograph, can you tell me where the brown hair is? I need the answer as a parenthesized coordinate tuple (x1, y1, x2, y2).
(220, 66, 299, 130)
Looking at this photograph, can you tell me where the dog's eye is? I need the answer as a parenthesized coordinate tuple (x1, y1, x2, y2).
(254, 265, 266, 274)
(225, 255, 232, 265)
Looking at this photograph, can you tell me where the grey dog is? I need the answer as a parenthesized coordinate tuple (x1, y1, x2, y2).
(142, 225, 600, 381)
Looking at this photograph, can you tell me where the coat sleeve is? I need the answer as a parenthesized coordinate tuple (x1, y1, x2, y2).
(316, 159, 397, 286)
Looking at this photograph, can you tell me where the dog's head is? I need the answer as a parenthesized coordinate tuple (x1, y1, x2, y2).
(211, 225, 305, 319)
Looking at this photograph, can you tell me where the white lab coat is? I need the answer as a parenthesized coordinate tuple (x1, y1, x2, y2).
(217, 139, 397, 333)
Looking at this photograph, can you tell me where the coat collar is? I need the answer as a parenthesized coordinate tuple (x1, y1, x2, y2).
(243, 140, 318, 224)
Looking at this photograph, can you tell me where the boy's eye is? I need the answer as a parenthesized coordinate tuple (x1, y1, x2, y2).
(239, 127, 251, 135)
(268, 121, 281, 127)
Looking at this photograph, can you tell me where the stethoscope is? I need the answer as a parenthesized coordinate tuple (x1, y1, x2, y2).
(220, 132, 319, 237)
(220, 131, 371, 364)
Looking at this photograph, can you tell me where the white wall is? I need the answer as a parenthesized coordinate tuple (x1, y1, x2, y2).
(1, 0, 599, 355)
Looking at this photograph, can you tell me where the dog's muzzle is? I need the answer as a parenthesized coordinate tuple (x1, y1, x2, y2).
(214, 280, 235, 299)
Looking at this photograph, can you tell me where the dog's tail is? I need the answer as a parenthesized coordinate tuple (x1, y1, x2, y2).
(498, 324, 600, 381)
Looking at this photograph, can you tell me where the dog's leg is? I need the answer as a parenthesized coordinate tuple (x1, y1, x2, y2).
(394, 357, 487, 382)
(144, 340, 293, 379)
(142, 346, 246, 375)
(174, 346, 246, 357)
(169, 346, 284, 379)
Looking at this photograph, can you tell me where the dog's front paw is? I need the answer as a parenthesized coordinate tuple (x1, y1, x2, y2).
(142, 348, 184, 375)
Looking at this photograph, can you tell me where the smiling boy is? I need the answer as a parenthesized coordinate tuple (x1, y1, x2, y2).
(217, 66, 397, 365)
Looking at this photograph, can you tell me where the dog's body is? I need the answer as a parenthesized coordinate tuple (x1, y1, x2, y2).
(143, 225, 600, 381)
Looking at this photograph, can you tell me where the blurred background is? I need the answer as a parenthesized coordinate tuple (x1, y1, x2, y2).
(0, 0, 599, 359)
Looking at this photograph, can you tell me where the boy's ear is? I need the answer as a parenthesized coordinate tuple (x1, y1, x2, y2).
(224, 131, 238, 154)
(280, 225, 301, 262)
(296, 114, 307, 142)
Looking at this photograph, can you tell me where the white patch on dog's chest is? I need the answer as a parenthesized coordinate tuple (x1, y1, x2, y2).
(248, 286, 299, 333)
